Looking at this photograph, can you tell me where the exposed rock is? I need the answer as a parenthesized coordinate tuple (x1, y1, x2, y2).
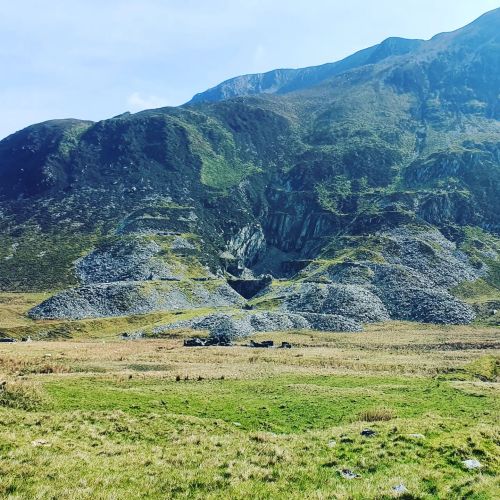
(462, 459, 482, 470)
(282, 282, 390, 323)
(171, 236, 196, 251)
(183, 337, 231, 347)
(296, 258, 476, 325)
(155, 309, 361, 339)
(76, 237, 181, 284)
(31, 439, 51, 447)
(29, 281, 245, 320)
(369, 263, 476, 324)
(340, 469, 361, 480)
(227, 224, 267, 268)
(192, 313, 253, 342)
(379, 227, 482, 288)
(298, 312, 362, 332)
(249, 340, 274, 348)
(392, 483, 408, 494)
(227, 275, 273, 299)
(121, 331, 144, 340)
(245, 311, 310, 332)
(189, 36, 422, 104)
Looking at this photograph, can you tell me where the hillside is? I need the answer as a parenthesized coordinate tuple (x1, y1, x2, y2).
(0, 8, 499, 337)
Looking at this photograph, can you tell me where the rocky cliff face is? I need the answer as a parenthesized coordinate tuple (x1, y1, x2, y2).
(1, 9, 499, 332)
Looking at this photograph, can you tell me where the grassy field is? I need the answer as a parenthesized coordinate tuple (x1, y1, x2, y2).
(0, 322, 498, 499)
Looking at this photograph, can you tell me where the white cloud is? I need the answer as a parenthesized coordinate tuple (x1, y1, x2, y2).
(127, 92, 170, 112)
(252, 44, 267, 70)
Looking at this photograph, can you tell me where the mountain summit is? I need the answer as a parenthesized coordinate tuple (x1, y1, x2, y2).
(189, 36, 424, 104)
(0, 9, 499, 334)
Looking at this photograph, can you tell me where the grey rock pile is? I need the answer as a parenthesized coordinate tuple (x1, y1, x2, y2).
(154, 310, 361, 340)
(369, 263, 475, 324)
(28, 222, 481, 327)
(282, 282, 390, 323)
(379, 227, 483, 288)
(270, 226, 479, 325)
(76, 237, 181, 283)
(29, 281, 244, 320)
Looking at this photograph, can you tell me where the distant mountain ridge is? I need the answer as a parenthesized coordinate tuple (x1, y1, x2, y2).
(189, 8, 500, 105)
(189, 37, 424, 104)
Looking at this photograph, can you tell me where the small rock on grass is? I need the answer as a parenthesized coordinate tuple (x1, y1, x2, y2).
(327, 440, 336, 448)
(462, 459, 482, 470)
(31, 439, 50, 447)
(361, 428, 377, 437)
(392, 483, 408, 494)
(340, 469, 361, 479)
(408, 433, 425, 439)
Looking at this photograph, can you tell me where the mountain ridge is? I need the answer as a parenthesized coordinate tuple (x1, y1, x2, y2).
(188, 36, 424, 104)
(189, 8, 500, 106)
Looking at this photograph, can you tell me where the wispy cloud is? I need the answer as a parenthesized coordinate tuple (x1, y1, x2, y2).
(127, 92, 170, 112)
(252, 45, 267, 71)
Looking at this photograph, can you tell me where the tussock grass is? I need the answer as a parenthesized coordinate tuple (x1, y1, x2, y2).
(0, 292, 50, 328)
(0, 355, 70, 376)
(0, 379, 44, 410)
(357, 407, 395, 422)
(464, 355, 499, 381)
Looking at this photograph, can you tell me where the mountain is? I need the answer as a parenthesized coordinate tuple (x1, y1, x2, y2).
(1, 9, 499, 337)
(189, 37, 424, 104)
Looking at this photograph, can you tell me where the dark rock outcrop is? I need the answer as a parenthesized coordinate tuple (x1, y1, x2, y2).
(227, 275, 272, 299)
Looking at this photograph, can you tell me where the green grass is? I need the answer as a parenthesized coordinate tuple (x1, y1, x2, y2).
(1, 307, 221, 340)
(453, 278, 500, 303)
(0, 229, 99, 292)
(181, 116, 260, 191)
(45, 374, 498, 434)
(58, 122, 92, 158)
(464, 355, 499, 382)
(1, 373, 498, 498)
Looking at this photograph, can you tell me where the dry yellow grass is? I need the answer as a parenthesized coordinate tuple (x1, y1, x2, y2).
(0, 292, 50, 328)
(1, 322, 498, 381)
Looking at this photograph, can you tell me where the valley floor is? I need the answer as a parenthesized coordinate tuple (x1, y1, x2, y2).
(0, 323, 499, 499)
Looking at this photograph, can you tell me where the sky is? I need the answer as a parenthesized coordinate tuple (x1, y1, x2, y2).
(1, 0, 499, 139)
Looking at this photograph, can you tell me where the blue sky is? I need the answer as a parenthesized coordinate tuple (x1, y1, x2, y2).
(1, 0, 499, 139)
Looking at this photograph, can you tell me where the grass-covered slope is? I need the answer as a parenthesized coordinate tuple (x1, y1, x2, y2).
(0, 9, 499, 327)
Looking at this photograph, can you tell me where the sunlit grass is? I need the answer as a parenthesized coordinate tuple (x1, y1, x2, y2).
(0, 323, 498, 498)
